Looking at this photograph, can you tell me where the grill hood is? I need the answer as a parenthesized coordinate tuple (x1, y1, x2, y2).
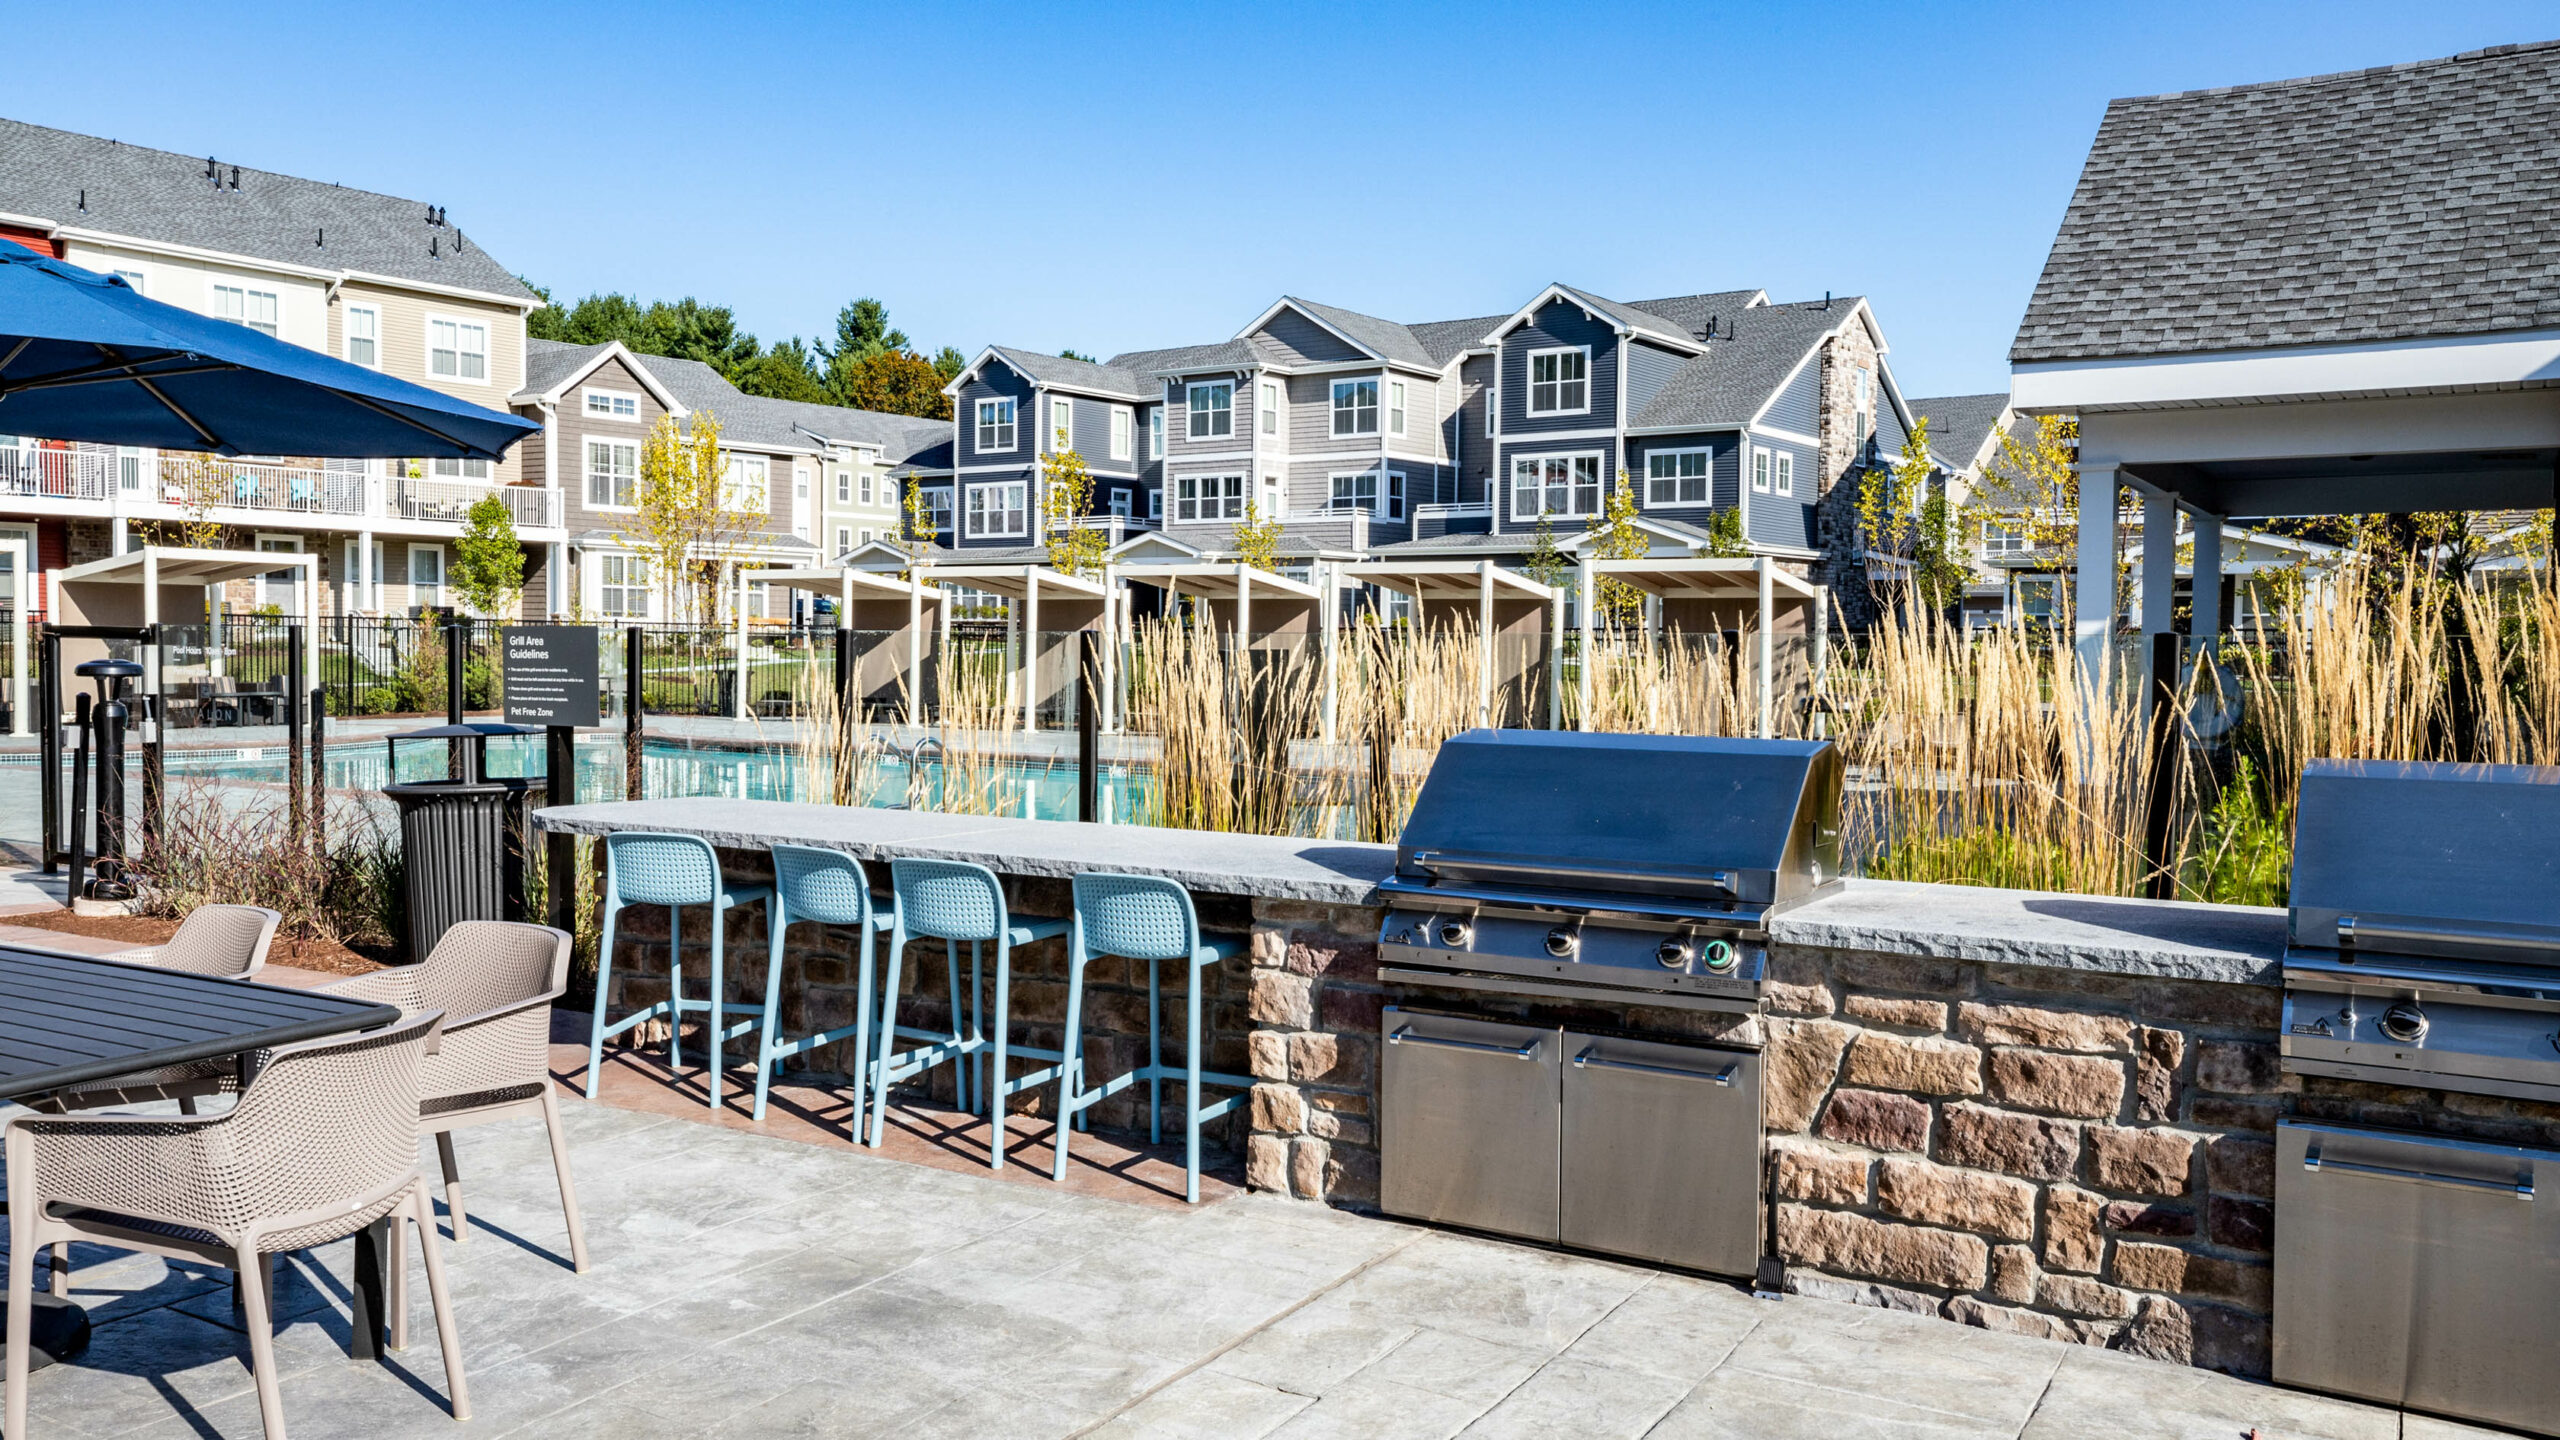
(2289, 757, 2560, 965)
(1389, 731, 1843, 912)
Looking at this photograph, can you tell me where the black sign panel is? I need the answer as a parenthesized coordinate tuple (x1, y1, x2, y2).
(502, 625, 601, 728)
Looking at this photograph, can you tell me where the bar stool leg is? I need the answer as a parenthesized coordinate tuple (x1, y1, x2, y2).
(1052, 954, 1085, 1182)
(707, 900, 728, 1112)
(849, 923, 875, 1139)
(586, 899, 620, 1099)
(968, 939, 985, 1116)
(1186, 964, 1204, 1204)
(752, 912, 788, 1123)
(944, 939, 967, 1114)
(1148, 955, 1164, 1146)
(989, 942, 1011, 1171)
(868, 930, 905, 1148)
(665, 903, 684, 1072)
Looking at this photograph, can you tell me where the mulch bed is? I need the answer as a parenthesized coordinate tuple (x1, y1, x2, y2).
(0, 908, 388, 975)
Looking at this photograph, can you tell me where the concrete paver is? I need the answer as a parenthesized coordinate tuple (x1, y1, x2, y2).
(2, 1087, 2480, 1439)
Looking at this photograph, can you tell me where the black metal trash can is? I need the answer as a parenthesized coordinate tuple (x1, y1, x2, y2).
(386, 778, 533, 963)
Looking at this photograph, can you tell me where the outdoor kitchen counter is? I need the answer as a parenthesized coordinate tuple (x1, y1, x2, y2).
(536, 797, 2288, 985)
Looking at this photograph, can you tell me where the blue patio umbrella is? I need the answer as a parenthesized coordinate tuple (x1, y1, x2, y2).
(0, 247, 535, 458)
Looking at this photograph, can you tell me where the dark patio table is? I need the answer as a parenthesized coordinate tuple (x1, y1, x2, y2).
(0, 947, 402, 1370)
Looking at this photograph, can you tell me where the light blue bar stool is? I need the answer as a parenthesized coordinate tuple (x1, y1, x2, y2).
(752, 845, 896, 1126)
(587, 831, 775, 1112)
(867, 857, 1068, 1166)
(1056, 872, 1251, 1203)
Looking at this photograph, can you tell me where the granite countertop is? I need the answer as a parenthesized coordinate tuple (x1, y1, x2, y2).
(537, 799, 2288, 986)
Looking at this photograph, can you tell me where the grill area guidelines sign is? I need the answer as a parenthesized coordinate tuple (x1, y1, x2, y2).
(502, 626, 601, 728)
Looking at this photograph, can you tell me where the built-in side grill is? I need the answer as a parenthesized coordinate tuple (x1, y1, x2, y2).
(1376, 732, 1842, 1281)
(2274, 758, 2560, 1436)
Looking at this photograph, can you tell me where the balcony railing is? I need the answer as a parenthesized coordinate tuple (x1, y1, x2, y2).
(0, 443, 563, 530)
(0, 444, 125, 502)
(160, 456, 367, 516)
(392, 475, 561, 529)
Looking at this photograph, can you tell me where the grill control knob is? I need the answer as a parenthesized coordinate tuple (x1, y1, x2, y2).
(1702, 940, 1739, 973)
(2379, 1002, 2428, 1045)
(1436, 918, 1472, 948)
(1544, 927, 1580, 958)
(1655, 938, 1692, 969)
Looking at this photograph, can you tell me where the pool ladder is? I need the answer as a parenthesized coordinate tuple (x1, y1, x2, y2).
(881, 734, 942, 809)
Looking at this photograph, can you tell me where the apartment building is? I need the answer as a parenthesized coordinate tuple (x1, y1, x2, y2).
(917, 283, 1924, 623)
(514, 338, 949, 620)
(0, 118, 555, 618)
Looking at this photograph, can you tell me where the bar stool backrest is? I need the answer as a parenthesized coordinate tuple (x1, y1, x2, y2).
(890, 857, 1005, 942)
(157, 903, 283, 977)
(609, 832, 721, 909)
(773, 845, 873, 928)
(1073, 873, 1198, 961)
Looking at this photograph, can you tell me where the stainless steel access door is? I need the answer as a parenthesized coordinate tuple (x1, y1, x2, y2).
(1561, 1031, 1763, 1277)
(2275, 1119, 2560, 1437)
(1380, 1007, 1562, 1242)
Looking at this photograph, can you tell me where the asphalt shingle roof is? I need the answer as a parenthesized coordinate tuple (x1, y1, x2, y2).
(986, 346, 1153, 400)
(1107, 340, 1253, 376)
(1909, 392, 2012, 473)
(1281, 298, 1438, 368)
(2012, 40, 2560, 363)
(1407, 315, 1509, 366)
(1623, 289, 1772, 339)
(560, 343, 953, 466)
(1628, 298, 1860, 430)
(521, 340, 612, 397)
(0, 117, 537, 301)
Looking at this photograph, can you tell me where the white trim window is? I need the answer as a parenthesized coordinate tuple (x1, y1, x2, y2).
(1110, 405, 1133, 460)
(1148, 408, 1164, 458)
(1260, 381, 1280, 436)
(1850, 367, 1873, 454)
(835, 469, 851, 503)
(583, 388, 640, 420)
(408, 543, 445, 610)
(585, 438, 638, 509)
(1646, 448, 1711, 506)
(1187, 382, 1233, 440)
(597, 553, 650, 618)
(924, 487, 954, 531)
(1331, 379, 1379, 436)
(723, 453, 770, 512)
(1526, 346, 1590, 416)
(1389, 381, 1407, 437)
(1485, 385, 1498, 436)
(427, 316, 488, 382)
(253, 534, 301, 609)
(110, 269, 145, 294)
(1256, 474, 1285, 520)
(1147, 487, 1163, 522)
(966, 481, 1027, 537)
(341, 538, 384, 612)
(1050, 397, 1074, 454)
(1175, 474, 1243, 522)
(1983, 520, 2028, 556)
(1328, 469, 1377, 515)
(343, 304, 379, 368)
(1510, 453, 1603, 518)
(1751, 447, 1773, 494)
(213, 284, 279, 337)
(975, 397, 1017, 453)
(859, 471, 875, 504)
(1108, 488, 1132, 519)
(431, 455, 491, 481)
(1775, 451, 1795, 497)
(835, 525, 853, 556)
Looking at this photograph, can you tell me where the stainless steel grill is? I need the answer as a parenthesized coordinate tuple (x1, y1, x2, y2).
(1375, 732, 1842, 1281)
(2275, 758, 2560, 1436)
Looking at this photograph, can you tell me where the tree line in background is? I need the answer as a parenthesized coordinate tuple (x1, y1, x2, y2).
(521, 286, 968, 420)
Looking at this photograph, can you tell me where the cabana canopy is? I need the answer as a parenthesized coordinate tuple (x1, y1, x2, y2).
(756, 567, 942, 724)
(1573, 556, 1825, 738)
(53, 545, 322, 686)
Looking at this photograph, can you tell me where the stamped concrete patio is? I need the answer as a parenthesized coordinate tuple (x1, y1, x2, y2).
(2, 1083, 2505, 1440)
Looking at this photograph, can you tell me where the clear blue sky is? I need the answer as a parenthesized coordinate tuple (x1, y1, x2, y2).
(12, 2, 2553, 400)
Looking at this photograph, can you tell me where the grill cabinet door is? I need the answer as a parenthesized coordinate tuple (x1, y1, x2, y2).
(2275, 1119, 2560, 1436)
(1380, 1007, 1561, 1242)
(1560, 1032, 1762, 1277)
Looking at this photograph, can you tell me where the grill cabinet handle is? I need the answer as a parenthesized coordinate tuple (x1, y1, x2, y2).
(2336, 914, 2560, 958)
(2303, 1148, 2533, 1200)
(1570, 1045, 1737, 1086)
(1386, 1025, 1540, 1059)
(1407, 851, 1738, 894)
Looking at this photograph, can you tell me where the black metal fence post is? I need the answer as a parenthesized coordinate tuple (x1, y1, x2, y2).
(37, 627, 59, 873)
(2141, 631, 2183, 901)
(285, 624, 305, 838)
(545, 723, 577, 934)
(624, 625, 644, 800)
(65, 692, 90, 899)
(1077, 630, 1099, 822)
(309, 683, 327, 853)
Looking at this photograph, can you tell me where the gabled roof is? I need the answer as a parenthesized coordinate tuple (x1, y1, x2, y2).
(1628, 297, 1868, 431)
(1273, 297, 1439, 368)
(1484, 283, 1706, 352)
(1107, 340, 1252, 378)
(2012, 41, 2560, 364)
(1407, 315, 1510, 366)
(517, 338, 688, 413)
(1622, 289, 1771, 338)
(1909, 393, 2013, 474)
(580, 346, 953, 464)
(966, 345, 1154, 401)
(1105, 531, 1208, 563)
(0, 117, 537, 303)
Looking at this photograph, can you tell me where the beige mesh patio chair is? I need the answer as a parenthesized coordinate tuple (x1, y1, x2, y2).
(32, 904, 283, 1119)
(322, 920, 589, 1273)
(3, 1010, 466, 1440)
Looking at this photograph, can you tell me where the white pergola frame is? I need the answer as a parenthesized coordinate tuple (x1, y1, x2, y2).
(54, 545, 323, 711)
(911, 560, 1114, 732)
(1118, 560, 1334, 737)
(1339, 558, 1560, 728)
(755, 566, 942, 727)
(1574, 555, 1824, 737)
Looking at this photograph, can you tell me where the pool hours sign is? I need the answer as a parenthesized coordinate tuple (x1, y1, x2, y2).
(501, 626, 602, 728)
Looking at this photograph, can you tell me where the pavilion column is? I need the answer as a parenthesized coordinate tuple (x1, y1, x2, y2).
(2074, 463, 2122, 688)
(1575, 559, 1596, 730)
(2139, 487, 2177, 638)
(1021, 574, 1040, 733)
(2190, 512, 2224, 652)
(546, 540, 565, 618)
(1235, 566, 1252, 649)
(358, 529, 376, 615)
(906, 578, 923, 730)
(1811, 587, 1831, 740)
(1476, 560, 1494, 729)
(1545, 590, 1564, 730)
(1756, 558, 1774, 739)
(1320, 563, 1340, 746)
(732, 563, 750, 722)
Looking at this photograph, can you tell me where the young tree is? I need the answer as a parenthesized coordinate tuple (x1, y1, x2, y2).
(1041, 448, 1109, 577)
(452, 492, 526, 619)
(930, 347, 966, 386)
(825, 298, 908, 363)
(1233, 502, 1284, 573)
(148, 453, 229, 548)
(832, 348, 953, 419)
(899, 476, 936, 581)
(1582, 470, 1650, 624)
(1857, 417, 1970, 615)
(1522, 511, 1568, 589)
(1703, 504, 1748, 558)
(1971, 412, 2081, 556)
(623, 408, 762, 623)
